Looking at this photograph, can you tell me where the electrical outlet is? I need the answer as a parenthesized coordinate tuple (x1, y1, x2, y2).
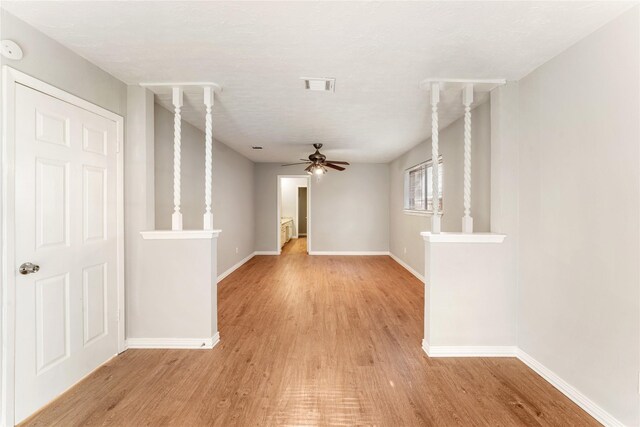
(403, 247, 407, 254)
(235, 247, 239, 254)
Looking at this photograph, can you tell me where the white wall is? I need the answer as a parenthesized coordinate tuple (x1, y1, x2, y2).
(516, 7, 639, 426)
(154, 106, 255, 275)
(255, 163, 390, 253)
(280, 177, 307, 237)
(388, 101, 492, 274)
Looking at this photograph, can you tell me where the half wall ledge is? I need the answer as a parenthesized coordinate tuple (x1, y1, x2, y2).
(421, 231, 506, 243)
(141, 229, 222, 239)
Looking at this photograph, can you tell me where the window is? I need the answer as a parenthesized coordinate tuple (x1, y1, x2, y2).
(404, 157, 443, 214)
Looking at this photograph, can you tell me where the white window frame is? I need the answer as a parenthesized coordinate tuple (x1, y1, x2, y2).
(403, 156, 443, 216)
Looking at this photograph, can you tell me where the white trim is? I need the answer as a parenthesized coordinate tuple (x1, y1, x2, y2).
(517, 349, 624, 427)
(403, 210, 430, 217)
(420, 78, 506, 92)
(254, 251, 280, 255)
(1, 66, 126, 427)
(277, 175, 311, 254)
(115, 98, 125, 355)
(139, 81, 222, 93)
(422, 341, 518, 358)
(388, 253, 425, 282)
(217, 252, 255, 282)
(127, 333, 221, 350)
(421, 231, 506, 243)
(309, 251, 390, 256)
(140, 229, 221, 240)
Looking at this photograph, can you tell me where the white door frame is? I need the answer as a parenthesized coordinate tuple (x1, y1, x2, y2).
(276, 175, 311, 254)
(1, 66, 126, 427)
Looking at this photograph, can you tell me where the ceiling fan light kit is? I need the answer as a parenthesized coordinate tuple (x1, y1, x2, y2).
(282, 143, 350, 175)
(309, 165, 327, 175)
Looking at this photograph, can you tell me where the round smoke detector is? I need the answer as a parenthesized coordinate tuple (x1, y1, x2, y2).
(2, 40, 23, 60)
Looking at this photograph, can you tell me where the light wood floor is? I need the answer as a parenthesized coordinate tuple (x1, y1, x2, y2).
(21, 237, 598, 426)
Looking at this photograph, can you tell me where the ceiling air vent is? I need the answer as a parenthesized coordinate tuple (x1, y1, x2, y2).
(301, 77, 335, 92)
(252, 146, 263, 150)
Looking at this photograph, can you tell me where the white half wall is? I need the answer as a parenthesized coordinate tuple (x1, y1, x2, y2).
(154, 105, 255, 275)
(133, 232, 219, 344)
(423, 238, 515, 349)
(388, 101, 492, 275)
(516, 7, 639, 426)
(255, 163, 389, 253)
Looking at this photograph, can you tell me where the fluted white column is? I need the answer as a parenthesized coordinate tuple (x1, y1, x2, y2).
(430, 82, 441, 233)
(203, 87, 214, 230)
(462, 84, 474, 233)
(172, 87, 183, 230)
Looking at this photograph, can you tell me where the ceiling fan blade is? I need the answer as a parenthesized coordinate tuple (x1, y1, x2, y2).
(324, 162, 345, 171)
(324, 160, 350, 165)
(281, 162, 311, 166)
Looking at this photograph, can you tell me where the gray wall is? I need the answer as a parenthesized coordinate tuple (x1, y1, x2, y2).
(0, 11, 126, 116)
(516, 7, 639, 425)
(255, 163, 390, 253)
(124, 87, 156, 340)
(154, 106, 255, 275)
(388, 101, 492, 274)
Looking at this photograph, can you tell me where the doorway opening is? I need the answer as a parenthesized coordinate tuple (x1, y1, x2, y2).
(277, 175, 310, 254)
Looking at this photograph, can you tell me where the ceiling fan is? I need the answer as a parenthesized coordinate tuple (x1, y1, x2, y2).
(281, 143, 350, 175)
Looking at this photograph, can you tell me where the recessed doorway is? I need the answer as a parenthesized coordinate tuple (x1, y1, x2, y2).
(298, 187, 308, 237)
(277, 175, 310, 254)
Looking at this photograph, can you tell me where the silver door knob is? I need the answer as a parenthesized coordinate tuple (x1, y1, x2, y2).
(19, 262, 40, 275)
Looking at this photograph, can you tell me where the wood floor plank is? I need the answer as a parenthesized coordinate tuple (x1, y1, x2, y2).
(20, 238, 600, 426)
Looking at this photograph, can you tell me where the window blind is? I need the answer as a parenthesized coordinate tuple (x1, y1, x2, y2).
(408, 165, 426, 210)
(404, 158, 443, 212)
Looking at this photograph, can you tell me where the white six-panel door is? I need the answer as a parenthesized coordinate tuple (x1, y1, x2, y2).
(14, 83, 119, 423)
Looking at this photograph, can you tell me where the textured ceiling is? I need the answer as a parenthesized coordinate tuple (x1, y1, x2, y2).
(2, 1, 634, 162)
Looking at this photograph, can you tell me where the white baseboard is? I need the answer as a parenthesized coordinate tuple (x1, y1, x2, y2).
(309, 251, 390, 256)
(517, 349, 624, 427)
(127, 332, 220, 349)
(422, 340, 517, 357)
(388, 252, 425, 282)
(218, 252, 255, 282)
(254, 250, 280, 255)
(420, 341, 622, 425)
